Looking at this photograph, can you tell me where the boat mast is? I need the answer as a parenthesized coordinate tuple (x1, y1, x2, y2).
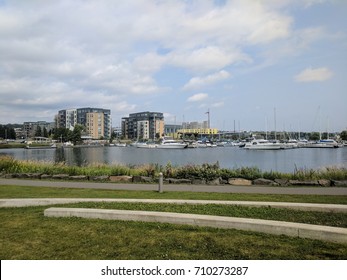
(153, 114, 156, 140)
(265, 116, 268, 140)
(274, 107, 277, 140)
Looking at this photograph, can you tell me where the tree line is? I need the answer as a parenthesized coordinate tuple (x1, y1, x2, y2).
(0, 125, 16, 139)
(52, 125, 83, 145)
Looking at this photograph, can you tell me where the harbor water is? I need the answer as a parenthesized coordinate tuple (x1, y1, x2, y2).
(1, 146, 347, 173)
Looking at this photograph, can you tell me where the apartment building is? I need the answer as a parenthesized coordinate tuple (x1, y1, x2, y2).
(57, 107, 111, 139)
(57, 109, 77, 130)
(86, 112, 104, 139)
(121, 111, 164, 140)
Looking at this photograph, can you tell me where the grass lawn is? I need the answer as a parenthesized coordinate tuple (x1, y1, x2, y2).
(1, 184, 347, 260)
(1, 184, 347, 204)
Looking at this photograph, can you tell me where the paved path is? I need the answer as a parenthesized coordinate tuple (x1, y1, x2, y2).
(1, 178, 347, 195)
(1, 198, 347, 212)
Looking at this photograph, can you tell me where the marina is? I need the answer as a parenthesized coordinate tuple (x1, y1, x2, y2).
(1, 145, 346, 173)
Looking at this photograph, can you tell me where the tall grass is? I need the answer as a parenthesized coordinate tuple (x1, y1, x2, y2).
(0, 155, 144, 177)
(1, 155, 347, 181)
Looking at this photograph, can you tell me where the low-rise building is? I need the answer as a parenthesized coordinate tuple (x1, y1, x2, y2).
(23, 121, 55, 139)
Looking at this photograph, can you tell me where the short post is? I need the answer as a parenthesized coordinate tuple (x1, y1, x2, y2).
(158, 172, 163, 193)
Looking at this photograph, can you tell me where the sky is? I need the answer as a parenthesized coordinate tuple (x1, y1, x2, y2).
(0, 0, 346, 132)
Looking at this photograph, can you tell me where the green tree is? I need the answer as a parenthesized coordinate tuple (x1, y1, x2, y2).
(69, 125, 83, 145)
(35, 126, 42, 137)
(43, 127, 48, 138)
(0, 125, 17, 140)
(309, 132, 320, 141)
(53, 127, 69, 143)
(340, 130, 347, 141)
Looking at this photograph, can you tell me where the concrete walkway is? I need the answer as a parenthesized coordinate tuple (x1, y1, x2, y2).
(1, 198, 347, 212)
(44, 207, 347, 244)
(1, 178, 347, 195)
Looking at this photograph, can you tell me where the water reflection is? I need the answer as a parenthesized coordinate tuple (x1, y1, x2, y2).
(1, 146, 347, 173)
(54, 147, 65, 163)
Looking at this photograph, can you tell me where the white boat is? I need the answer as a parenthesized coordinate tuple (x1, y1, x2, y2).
(196, 140, 217, 148)
(156, 139, 188, 149)
(25, 143, 57, 149)
(281, 139, 299, 149)
(306, 139, 340, 148)
(115, 143, 127, 147)
(130, 141, 149, 148)
(136, 142, 157, 148)
(243, 139, 283, 150)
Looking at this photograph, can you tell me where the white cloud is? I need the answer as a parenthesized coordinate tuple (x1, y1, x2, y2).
(212, 101, 225, 108)
(302, 0, 326, 8)
(183, 70, 231, 90)
(294, 67, 333, 82)
(187, 93, 208, 102)
(168, 47, 243, 73)
(133, 52, 166, 74)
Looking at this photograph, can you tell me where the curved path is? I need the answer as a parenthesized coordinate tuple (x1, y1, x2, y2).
(44, 207, 347, 244)
(1, 178, 347, 195)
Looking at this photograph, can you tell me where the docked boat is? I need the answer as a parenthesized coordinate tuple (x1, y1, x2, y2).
(130, 141, 150, 148)
(136, 142, 157, 148)
(281, 139, 299, 149)
(305, 139, 340, 148)
(25, 143, 57, 149)
(115, 143, 127, 147)
(243, 139, 283, 150)
(196, 140, 217, 148)
(156, 139, 188, 149)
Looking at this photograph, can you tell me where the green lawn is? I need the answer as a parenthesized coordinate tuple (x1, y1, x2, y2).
(1, 184, 347, 204)
(1, 184, 347, 260)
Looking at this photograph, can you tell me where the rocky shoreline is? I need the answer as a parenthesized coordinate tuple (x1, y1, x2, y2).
(2, 173, 347, 187)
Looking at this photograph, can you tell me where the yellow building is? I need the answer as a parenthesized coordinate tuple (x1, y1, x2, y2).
(177, 128, 218, 136)
(155, 119, 165, 138)
(86, 112, 105, 139)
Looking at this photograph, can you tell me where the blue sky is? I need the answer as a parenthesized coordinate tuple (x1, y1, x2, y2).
(0, 0, 346, 132)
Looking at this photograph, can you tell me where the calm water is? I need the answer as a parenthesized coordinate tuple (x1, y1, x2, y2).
(1, 146, 347, 173)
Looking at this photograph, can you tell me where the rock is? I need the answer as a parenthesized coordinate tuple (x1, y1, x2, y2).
(52, 174, 69, 180)
(109, 175, 133, 183)
(132, 176, 153, 183)
(192, 179, 206, 185)
(220, 179, 228, 185)
(69, 175, 88, 181)
(28, 173, 42, 179)
(16, 173, 30, 179)
(90, 175, 109, 181)
(3, 173, 16, 178)
(228, 178, 252, 186)
(331, 180, 347, 186)
(318, 179, 331, 187)
(40, 174, 52, 179)
(288, 180, 320, 186)
(274, 179, 289, 186)
(253, 178, 277, 185)
(207, 177, 221, 185)
(165, 178, 191, 184)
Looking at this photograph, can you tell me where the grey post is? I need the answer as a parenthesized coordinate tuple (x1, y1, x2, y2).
(158, 172, 163, 193)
